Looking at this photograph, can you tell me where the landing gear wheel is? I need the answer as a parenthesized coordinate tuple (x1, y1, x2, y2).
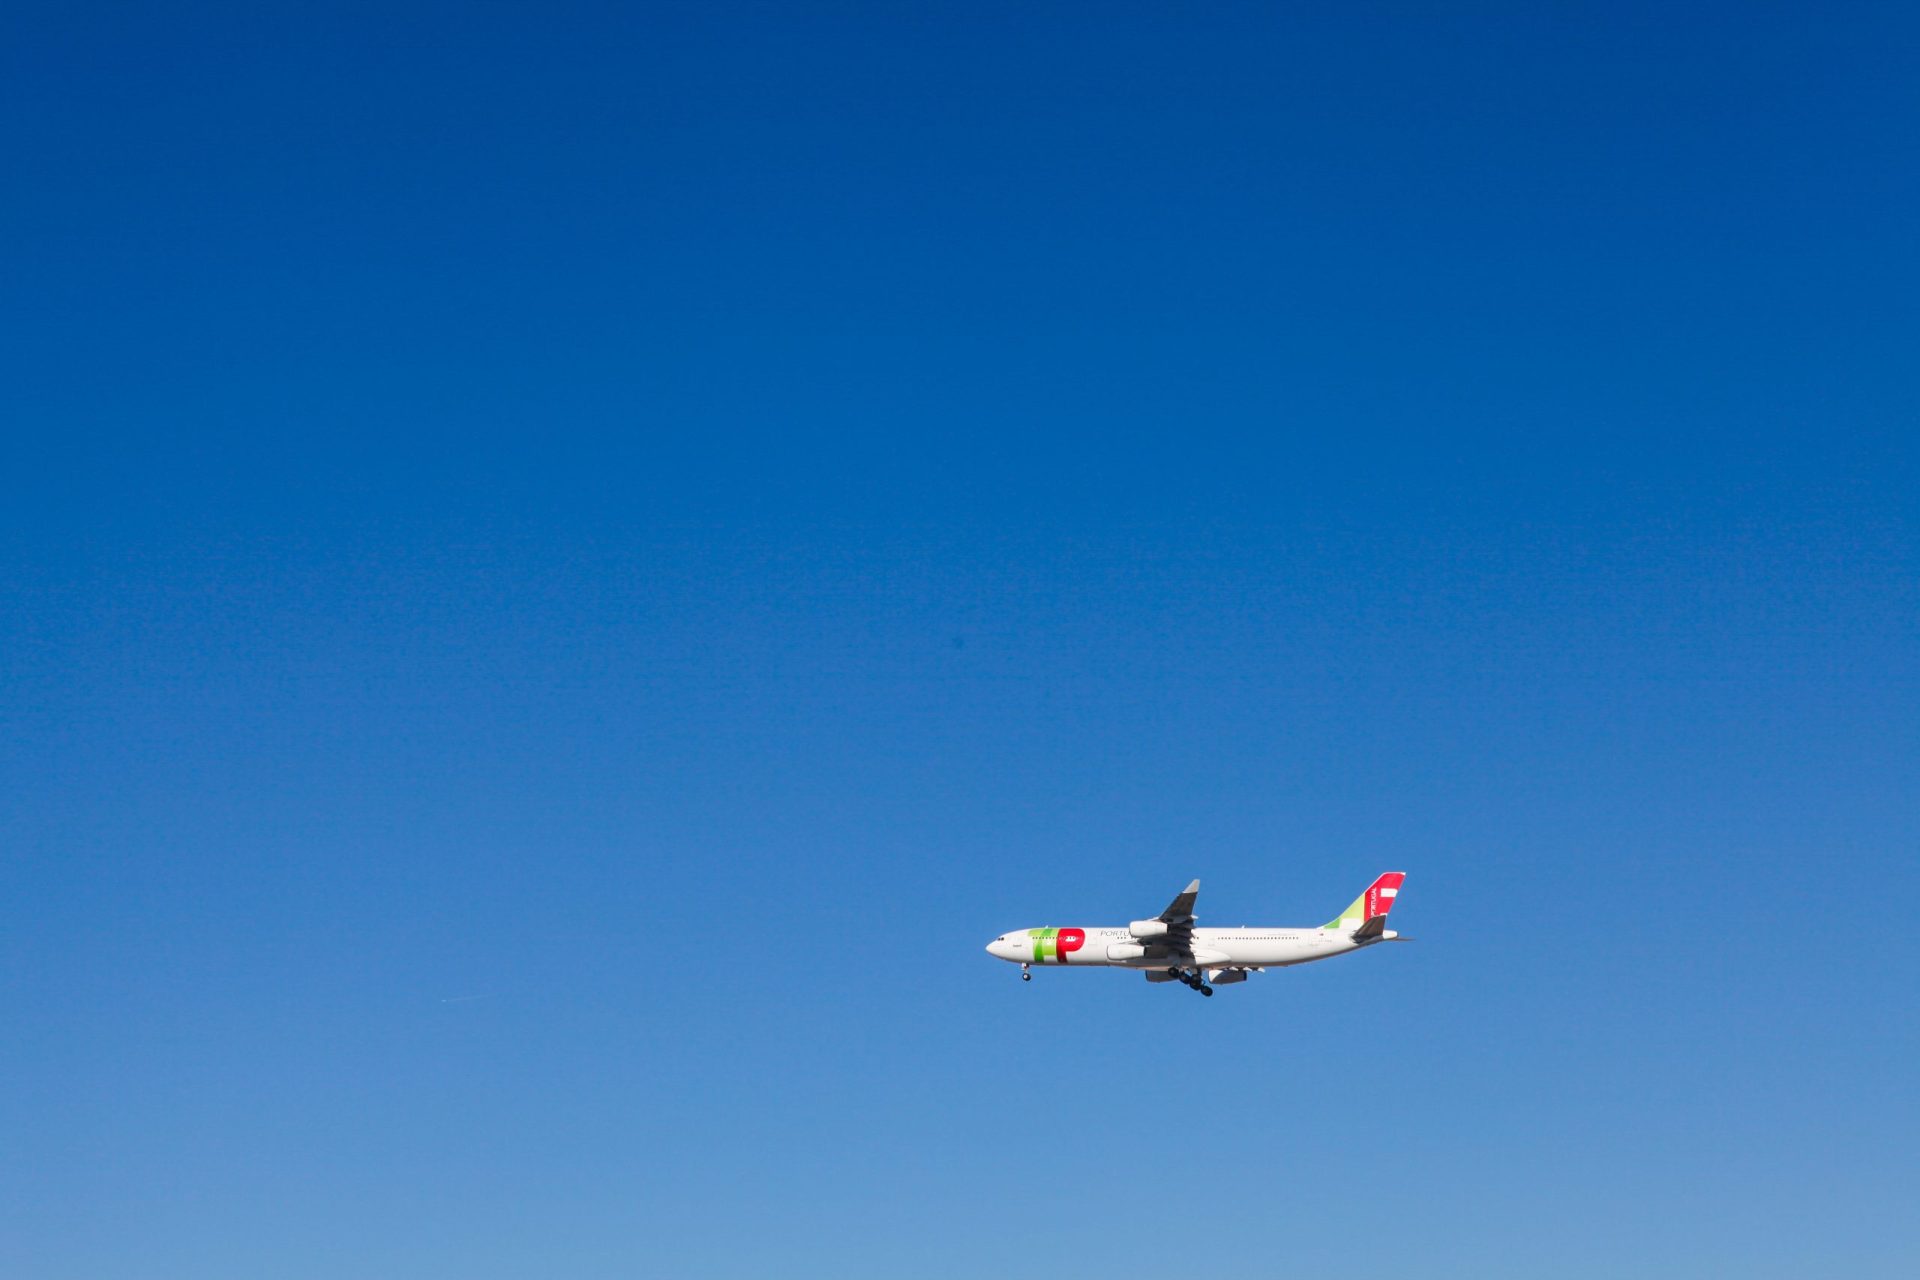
(1201, 985, 1214, 997)
(1020, 969, 1031, 982)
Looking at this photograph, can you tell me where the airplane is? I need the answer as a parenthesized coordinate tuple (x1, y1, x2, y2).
(984, 873, 1409, 995)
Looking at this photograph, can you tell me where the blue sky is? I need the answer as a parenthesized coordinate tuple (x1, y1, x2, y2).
(3, 3, 1916, 1276)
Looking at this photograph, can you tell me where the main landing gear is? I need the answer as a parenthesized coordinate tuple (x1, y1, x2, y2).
(1164, 967, 1214, 997)
(1020, 964, 1032, 982)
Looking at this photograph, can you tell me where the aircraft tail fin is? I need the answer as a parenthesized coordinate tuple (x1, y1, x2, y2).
(1324, 872, 1406, 932)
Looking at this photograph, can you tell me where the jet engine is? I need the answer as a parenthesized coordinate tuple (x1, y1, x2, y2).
(1106, 942, 1147, 961)
(1127, 919, 1169, 939)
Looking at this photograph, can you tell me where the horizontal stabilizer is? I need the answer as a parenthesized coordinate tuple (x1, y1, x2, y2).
(1351, 914, 1389, 943)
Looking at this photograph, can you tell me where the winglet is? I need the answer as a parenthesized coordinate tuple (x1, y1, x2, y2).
(1159, 879, 1200, 922)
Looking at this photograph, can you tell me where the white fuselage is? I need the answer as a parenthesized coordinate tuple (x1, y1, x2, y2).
(985, 924, 1397, 972)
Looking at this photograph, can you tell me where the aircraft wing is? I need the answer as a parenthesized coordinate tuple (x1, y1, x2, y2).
(1155, 878, 1200, 953)
(1158, 878, 1199, 923)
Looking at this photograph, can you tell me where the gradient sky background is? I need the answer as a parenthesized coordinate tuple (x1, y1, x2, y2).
(3, 3, 1916, 1276)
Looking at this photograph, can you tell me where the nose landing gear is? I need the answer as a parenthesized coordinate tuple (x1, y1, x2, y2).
(1020, 964, 1032, 982)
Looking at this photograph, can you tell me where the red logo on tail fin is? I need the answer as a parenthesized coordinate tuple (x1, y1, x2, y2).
(1365, 872, 1407, 919)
